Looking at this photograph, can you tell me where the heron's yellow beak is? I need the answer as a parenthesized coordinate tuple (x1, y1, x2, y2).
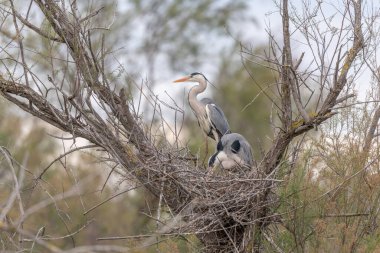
(173, 76, 190, 83)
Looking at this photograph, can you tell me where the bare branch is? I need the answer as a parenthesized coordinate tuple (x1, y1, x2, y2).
(321, 0, 364, 114)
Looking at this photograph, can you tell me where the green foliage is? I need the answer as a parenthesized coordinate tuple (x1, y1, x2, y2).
(274, 149, 323, 252)
(268, 103, 380, 252)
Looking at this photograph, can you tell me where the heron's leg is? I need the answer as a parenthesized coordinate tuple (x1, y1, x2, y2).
(203, 131, 219, 167)
(201, 135, 209, 167)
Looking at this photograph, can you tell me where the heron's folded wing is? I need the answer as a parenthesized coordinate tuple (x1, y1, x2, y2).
(205, 103, 230, 136)
(242, 140, 254, 166)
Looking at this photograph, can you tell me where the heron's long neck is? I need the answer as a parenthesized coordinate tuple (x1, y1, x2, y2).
(188, 79, 207, 116)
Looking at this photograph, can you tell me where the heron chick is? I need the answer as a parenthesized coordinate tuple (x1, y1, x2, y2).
(173, 72, 230, 143)
(208, 133, 253, 170)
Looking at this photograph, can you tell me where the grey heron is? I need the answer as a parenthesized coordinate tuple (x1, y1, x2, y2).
(173, 72, 230, 143)
(208, 133, 253, 170)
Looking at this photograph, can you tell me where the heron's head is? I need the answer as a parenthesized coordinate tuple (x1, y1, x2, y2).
(173, 72, 206, 83)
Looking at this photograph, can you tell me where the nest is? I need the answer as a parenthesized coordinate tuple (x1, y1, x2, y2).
(146, 145, 281, 252)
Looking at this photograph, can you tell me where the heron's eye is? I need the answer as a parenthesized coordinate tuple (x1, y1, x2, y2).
(231, 140, 240, 154)
(217, 141, 223, 151)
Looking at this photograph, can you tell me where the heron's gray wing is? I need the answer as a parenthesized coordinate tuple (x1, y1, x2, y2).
(241, 140, 253, 166)
(203, 101, 230, 137)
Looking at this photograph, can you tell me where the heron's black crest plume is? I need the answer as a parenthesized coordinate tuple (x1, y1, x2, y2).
(190, 72, 204, 77)
(189, 72, 215, 88)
